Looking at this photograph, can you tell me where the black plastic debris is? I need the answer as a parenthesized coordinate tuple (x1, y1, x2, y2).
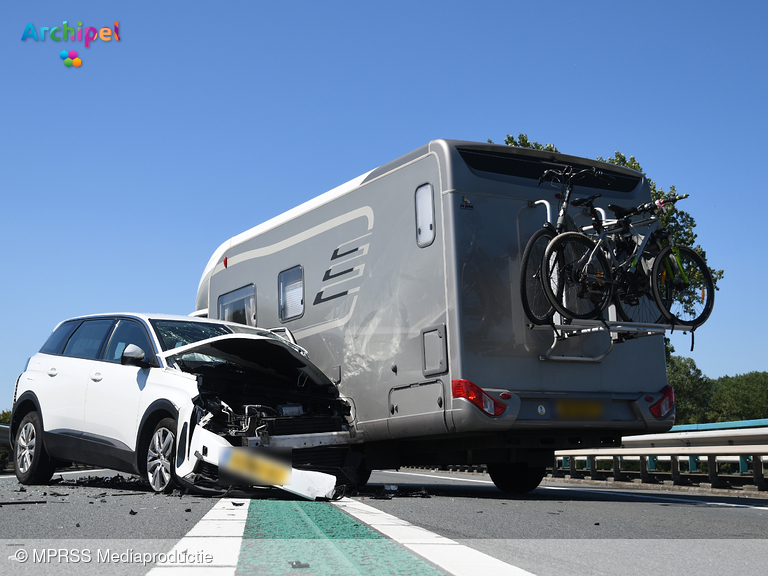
(288, 561, 310, 569)
(129, 509, 138, 515)
(370, 485, 430, 499)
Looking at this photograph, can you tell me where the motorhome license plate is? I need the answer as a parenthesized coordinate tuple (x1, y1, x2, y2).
(555, 399, 604, 420)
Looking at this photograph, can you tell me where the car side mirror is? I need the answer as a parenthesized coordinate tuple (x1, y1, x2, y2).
(121, 344, 149, 367)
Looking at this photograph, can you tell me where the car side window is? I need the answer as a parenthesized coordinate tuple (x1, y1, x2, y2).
(104, 319, 155, 363)
(40, 320, 82, 355)
(62, 319, 115, 360)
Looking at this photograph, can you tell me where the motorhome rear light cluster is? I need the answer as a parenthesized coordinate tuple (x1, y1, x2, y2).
(452, 379, 505, 417)
(649, 385, 675, 419)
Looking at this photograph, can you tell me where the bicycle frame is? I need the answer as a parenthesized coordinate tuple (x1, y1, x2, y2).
(574, 211, 664, 291)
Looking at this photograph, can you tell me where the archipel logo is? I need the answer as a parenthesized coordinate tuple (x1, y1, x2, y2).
(21, 21, 120, 68)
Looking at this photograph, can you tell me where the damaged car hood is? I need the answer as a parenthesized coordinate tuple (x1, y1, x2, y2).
(157, 334, 334, 389)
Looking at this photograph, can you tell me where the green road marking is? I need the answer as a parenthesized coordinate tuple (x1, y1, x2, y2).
(236, 500, 445, 576)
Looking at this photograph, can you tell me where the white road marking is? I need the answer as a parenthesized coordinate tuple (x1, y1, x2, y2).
(145, 497, 249, 575)
(383, 469, 768, 511)
(333, 498, 537, 576)
(543, 485, 768, 511)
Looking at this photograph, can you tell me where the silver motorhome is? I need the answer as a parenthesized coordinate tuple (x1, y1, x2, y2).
(195, 140, 673, 492)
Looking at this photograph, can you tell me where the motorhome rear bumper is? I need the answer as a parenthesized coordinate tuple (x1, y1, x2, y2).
(449, 390, 674, 435)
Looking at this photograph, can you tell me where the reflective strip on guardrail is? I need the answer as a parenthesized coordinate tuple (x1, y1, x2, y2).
(556, 427, 768, 458)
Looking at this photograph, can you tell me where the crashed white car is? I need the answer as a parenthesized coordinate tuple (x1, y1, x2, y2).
(10, 314, 359, 499)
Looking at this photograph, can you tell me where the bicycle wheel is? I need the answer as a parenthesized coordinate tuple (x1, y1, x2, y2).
(615, 290, 664, 323)
(614, 265, 664, 323)
(519, 227, 556, 325)
(651, 245, 714, 327)
(542, 232, 613, 320)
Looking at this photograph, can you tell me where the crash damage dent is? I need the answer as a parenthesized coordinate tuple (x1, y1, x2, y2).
(163, 334, 359, 499)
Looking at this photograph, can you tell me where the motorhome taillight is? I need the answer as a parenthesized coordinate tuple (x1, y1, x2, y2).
(452, 379, 505, 417)
(649, 385, 674, 419)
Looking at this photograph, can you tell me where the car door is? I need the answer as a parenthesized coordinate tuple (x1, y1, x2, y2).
(39, 319, 114, 435)
(82, 318, 156, 451)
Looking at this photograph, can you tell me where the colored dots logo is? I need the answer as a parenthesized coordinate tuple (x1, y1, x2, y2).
(60, 49, 82, 68)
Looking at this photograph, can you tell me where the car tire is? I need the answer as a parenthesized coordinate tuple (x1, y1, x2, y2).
(356, 467, 372, 488)
(146, 418, 178, 493)
(487, 462, 546, 494)
(14, 411, 56, 485)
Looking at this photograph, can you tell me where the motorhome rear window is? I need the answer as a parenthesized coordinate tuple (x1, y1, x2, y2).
(278, 265, 304, 321)
(218, 284, 257, 327)
(457, 148, 641, 193)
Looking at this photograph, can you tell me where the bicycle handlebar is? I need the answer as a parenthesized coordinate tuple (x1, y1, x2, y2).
(537, 166, 615, 187)
(636, 193, 689, 215)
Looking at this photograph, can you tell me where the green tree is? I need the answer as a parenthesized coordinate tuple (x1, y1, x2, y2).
(666, 355, 714, 424)
(489, 133, 559, 153)
(708, 372, 768, 422)
(0, 409, 9, 424)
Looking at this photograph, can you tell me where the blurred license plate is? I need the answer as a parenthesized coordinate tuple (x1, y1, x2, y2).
(219, 447, 291, 486)
(555, 399, 604, 420)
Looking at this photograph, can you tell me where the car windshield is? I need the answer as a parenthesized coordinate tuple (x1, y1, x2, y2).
(149, 319, 287, 351)
(150, 320, 230, 351)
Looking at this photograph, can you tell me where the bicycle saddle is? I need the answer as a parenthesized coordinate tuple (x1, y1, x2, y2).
(571, 193, 601, 207)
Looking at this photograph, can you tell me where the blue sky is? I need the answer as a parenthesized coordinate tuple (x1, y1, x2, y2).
(2, 1, 766, 409)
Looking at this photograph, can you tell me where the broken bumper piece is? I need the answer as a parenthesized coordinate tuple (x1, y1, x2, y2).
(176, 423, 338, 500)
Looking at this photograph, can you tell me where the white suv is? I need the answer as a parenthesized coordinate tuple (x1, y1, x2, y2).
(10, 314, 356, 496)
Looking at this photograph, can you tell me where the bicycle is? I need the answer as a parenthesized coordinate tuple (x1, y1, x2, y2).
(519, 166, 613, 325)
(541, 193, 714, 327)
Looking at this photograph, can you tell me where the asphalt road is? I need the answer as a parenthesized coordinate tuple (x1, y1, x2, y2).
(1, 467, 767, 576)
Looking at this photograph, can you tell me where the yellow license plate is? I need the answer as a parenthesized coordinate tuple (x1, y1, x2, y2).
(220, 448, 291, 486)
(555, 399, 604, 420)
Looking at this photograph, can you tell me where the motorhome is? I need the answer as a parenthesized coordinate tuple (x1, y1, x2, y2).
(195, 140, 674, 492)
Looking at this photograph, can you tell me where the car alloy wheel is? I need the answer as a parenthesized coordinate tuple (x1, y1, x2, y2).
(14, 411, 55, 485)
(147, 419, 177, 493)
(16, 421, 36, 474)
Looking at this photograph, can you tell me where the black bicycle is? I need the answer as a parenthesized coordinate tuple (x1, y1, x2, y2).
(541, 193, 715, 327)
(519, 166, 613, 325)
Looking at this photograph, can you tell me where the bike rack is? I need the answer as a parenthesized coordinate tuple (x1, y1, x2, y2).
(520, 198, 698, 363)
(532, 308, 694, 363)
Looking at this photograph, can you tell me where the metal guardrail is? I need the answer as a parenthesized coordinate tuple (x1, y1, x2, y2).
(555, 421, 768, 490)
(410, 420, 768, 492)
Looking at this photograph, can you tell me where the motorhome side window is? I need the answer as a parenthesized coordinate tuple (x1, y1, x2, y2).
(278, 266, 304, 322)
(218, 284, 257, 327)
(415, 183, 435, 247)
